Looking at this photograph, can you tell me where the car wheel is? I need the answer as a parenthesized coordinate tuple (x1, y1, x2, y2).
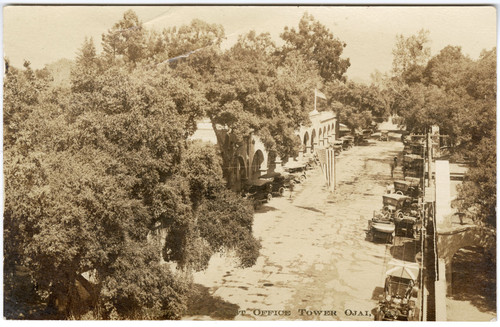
(278, 187, 285, 196)
(300, 175, 306, 183)
(266, 193, 272, 202)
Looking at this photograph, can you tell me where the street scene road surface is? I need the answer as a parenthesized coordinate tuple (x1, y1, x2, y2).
(186, 136, 405, 320)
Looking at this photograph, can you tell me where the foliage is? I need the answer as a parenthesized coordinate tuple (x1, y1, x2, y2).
(281, 12, 350, 82)
(457, 134, 496, 228)
(391, 29, 431, 77)
(325, 81, 386, 131)
(4, 12, 262, 319)
(386, 29, 496, 229)
(101, 10, 146, 65)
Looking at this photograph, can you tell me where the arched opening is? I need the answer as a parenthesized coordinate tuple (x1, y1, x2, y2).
(449, 246, 495, 317)
(233, 156, 247, 191)
(311, 129, 316, 152)
(251, 150, 265, 179)
(295, 135, 303, 157)
(303, 131, 309, 150)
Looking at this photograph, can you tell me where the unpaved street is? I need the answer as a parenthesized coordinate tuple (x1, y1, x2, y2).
(188, 137, 404, 321)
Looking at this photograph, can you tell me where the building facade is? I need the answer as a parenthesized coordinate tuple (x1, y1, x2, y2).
(190, 110, 339, 192)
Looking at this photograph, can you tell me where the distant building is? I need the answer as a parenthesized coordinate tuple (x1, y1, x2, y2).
(191, 110, 338, 192)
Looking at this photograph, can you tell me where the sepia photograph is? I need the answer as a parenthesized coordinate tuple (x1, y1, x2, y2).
(2, 3, 497, 322)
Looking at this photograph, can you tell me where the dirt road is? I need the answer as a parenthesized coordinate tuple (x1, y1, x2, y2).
(187, 137, 404, 321)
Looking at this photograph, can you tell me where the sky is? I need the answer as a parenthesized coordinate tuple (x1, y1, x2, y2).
(3, 5, 497, 83)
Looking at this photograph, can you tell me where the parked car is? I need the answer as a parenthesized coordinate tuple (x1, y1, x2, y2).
(284, 165, 307, 183)
(380, 130, 389, 141)
(303, 154, 319, 169)
(375, 259, 420, 321)
(362, 129, 373, 139)
(382, 194, 414, 218)
(403, 142, 424, 156)
(378, 193, 421, 237)
(394, 213, 421, 239)
(367, 214, 395, 244)
(341, 137, 354, 150)
(393, 177, 421, 199)
(243, 179, 273, 209)
(333, 140, 344, 155)
(402, 154, 424, 178)
(258, 172, 290, 196)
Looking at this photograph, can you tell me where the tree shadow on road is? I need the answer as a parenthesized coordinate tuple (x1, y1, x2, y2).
(254, 204, 279, 213)
(294, 205, 325, 214)
(451, 247, 496, 313)
(184, 284, 239, 320)
(390, 238, 419, 262)
(371, 286, 384, 301)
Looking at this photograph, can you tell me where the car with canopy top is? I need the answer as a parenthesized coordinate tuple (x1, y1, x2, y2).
(375, 259, 420, 321)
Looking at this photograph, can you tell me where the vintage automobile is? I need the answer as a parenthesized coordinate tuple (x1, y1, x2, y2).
(284, 165, 308, 183)
(303, 154, 319, 169)
(366, 213, 395, 244)
(380, 130, 389, 141)
(403, 141, 425, 156)
(375, 259, 420, 321)
(333, 140, 344, 155)
(380, 194, 415, 220)
(379, 193, 421, 237)
(354, 133, 367, 146)
(394, 213, 421, 239)
(393, 177, 421, 199)
(341, 136, 354, 150)
(402, 154, 424, 178)
(401, 131, 411, 144)
(243, 179, 273, 209)
(362, 128, 373, 139)
(258, 172, 292, 197)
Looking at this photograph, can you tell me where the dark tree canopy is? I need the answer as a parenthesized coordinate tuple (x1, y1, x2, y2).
(4, 11, 261, 320)
(386, 30, 496, 229)
(281, 13, 350, 82)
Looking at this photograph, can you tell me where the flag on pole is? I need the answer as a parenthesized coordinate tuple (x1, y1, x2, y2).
(315, 89, 327, 100)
